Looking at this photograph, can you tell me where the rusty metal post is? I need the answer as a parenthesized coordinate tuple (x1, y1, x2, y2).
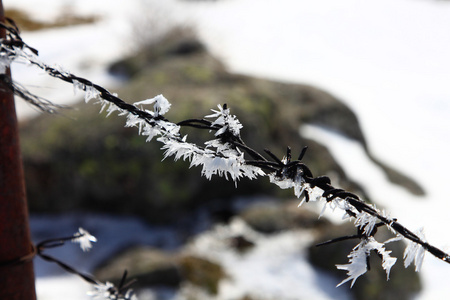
(0, 1, 37, 299)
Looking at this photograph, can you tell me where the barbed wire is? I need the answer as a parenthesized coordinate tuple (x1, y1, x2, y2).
(0, 227, 136, 300)
(1, 18, 449, 291)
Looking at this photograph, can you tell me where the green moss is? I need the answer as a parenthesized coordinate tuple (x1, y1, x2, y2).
(78, 159, 100, 177)
(179, 256, 227, 295)
(151, 71, 169, 86)
(182, 65, 214, 84)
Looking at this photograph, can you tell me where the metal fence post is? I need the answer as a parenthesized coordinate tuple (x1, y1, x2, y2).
(0, 1, 37, 299)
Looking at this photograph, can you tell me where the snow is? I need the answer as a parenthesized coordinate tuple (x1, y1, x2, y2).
(30, 213, 183, 300)
(3, 0, 450, 298)
(301, 124, 449, 298)
(188, 218, 351, 300)
(35, 275, 91, 300)
(29, 213, 352, 300)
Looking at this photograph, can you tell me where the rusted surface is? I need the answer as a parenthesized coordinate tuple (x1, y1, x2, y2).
(0, 1, 37, 299)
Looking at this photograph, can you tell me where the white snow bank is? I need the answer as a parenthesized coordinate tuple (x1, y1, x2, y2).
(301, 124, 450, 300)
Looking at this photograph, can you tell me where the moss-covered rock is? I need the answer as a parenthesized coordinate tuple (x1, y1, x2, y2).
(95, 247, 181, 287)
(94, 247, 226, 295)
(179, 255, 227, 295)
(239, 201, 330, 234)
(19, 26, 422, 221)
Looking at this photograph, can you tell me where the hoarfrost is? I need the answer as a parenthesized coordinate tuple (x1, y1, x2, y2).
(134, 94, 171, 116)
(404, 227, 427, 272)
(72, 228, 97, 252)
(337, 237, 397, 287)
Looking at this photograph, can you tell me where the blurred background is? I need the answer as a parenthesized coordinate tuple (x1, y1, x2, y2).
(3, 0, 450, 299)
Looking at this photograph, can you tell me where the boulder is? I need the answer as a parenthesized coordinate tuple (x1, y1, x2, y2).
(94, 246, 226, 295)
(20, 25, 423, 222)
(239, 200, 330, 234)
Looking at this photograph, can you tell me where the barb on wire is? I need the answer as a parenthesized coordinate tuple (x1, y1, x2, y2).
(36, 228, 136, 300)
(1, 19, 450, 289)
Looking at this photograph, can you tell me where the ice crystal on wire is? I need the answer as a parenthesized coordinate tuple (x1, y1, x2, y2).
(73, 79, 85, 95)
(158, 120, 181, 138)
(85, 85, 101, 103)
(159, 136, 196, 162)
(88, 281, 138, 300)
(134, 94, 171, 116)
(87, 281, 115, 299)
(404, 227, 426, 272)
(355, 210, 378, 236)
(192, 149, 262, 182)
(72, 227, 97, 252)
(154, 104, 262, 183)
(336, 237, 397, 287)
(125, 113, 141, 130)
(105, 102, 122, 117)
(159, 134, 263, 183)
(269, 168, 305, 199)
(206, 104, 243, 137)
(317, 194, 348, 219)
(336, 240, 368, 287)
(142, 123, 161, 142)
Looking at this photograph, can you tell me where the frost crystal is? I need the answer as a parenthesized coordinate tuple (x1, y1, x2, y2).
(105, 102, 122, 117)
(134, 94, 171, 116)
(87, 281, 115, 299)
(159, 137, 196, 162)
(159, 134, 263, 183)
(269, 169, 305, 199)
(205, 104, 243, 137)
(355, 210, 378, 236)
(72, 227, 97, 252)
(87, 281, 137, 299)
(336, 241, 368, 287)
(73, 80, 85, 95)
(85, 85, 101, 103)
(142, 123, 161, 142)
(404, 228, 426, 272)
(337, 237, 397, 287)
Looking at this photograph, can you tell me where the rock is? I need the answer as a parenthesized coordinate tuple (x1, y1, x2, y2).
(108, 26, 205, 80)
(94, 247, 181, 287)
(228, 235, 255, 252)
(19, 25, 423, 221)
(94, 246, 226, 295)
(239, 200, 330, 234)
(178, 255, 227, 295)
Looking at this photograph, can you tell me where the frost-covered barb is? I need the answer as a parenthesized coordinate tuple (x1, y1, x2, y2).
(88, 271, 137, 300)
(72, 227, 98, 252)
(206, 103, 243, 137)
(35, 229, 137, 299)
(89, 282, 137, 300)
(336, 237, 397, 287)
(2, 19, 450, 288)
